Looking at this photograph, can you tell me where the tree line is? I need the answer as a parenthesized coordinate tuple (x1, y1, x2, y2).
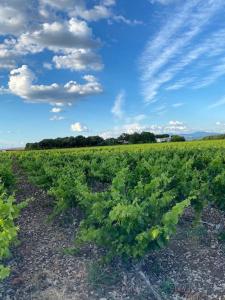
(203, 134, 225, 140)
(25, 132, 185, 150)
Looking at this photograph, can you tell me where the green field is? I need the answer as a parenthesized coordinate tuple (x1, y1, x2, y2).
(1, 139, 225, 278)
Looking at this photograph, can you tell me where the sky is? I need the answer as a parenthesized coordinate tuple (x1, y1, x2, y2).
(1, 0, 225, 147)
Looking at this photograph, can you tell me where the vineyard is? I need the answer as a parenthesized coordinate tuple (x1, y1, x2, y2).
(0, 154, 26, 281)
(1, 140, 225, 298)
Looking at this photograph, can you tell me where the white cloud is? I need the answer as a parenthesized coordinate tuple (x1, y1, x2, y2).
(100, 120, 189, 139)
(17, 18, 100, 53)
(102, 0, 116, 6)
(169, 120, 182, 126)
(166, 78, 196, 91)
(0, 86, 10, 94)
(112, 15, 143, 26)
(111, 90, 125, 119)
(40, 0, 113, 21)
(100, 122, 144, 138)
(150, 0, 179, 4)
(130, 114, 146, 122)
(71, 122, 88, 132)
(7, 65, 103, 105)
(0, 39, 21, 69)
(43, 62, 53, 70)
(148, 120, 188, 133)
(74, 4, 112, 22)
(208, 96, 225, 109)
(172, 102, 184, 108)
(140, 0, 225, 103)
(122, 123, 144, 134)
(50, 115, 65, 121)
(53, 49, 103, 71)
(51, 107, 62, 113)
(0, 0, 141, 82)
(0, 1, 32, 36)
(215, 121, 225, 132)
(0, 14, 102, 74)
(40, 0, 141, 26)
(193, 57, 225, 89)
(40, 0, 79, 11)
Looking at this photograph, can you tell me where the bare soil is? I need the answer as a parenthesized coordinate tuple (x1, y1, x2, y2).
(142, 208, 225, 299)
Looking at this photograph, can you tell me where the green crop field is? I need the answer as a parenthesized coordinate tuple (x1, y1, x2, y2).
(1, 140, 225, 298)
(0, 141, 225, 288)
(7, 140, 225, 256)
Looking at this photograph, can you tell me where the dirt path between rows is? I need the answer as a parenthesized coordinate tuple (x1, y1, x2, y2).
(0, 164, 154, 300)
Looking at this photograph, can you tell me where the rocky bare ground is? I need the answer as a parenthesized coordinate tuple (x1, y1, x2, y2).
(141, 207, 225, 299)
(1, 164, 225, 299)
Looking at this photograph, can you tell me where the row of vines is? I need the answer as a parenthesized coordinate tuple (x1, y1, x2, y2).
(15, 141, 225, 259)
(0, 154, 25, 280)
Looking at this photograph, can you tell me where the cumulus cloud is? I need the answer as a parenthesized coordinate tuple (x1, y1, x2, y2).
(71, 122, 88, 132)
(148, 121, 188, 133)
(100, 122, 144, 139)
(100, 120, 188, 139)
(0, 0, 141, 77)
(74, 4, 112, 21)
(0, 0, 143, 118)
(0, 1, 105, 74)
(17, 18, 100, 53)
(40, 0, 140, 26)
(0, 1, 33, 36)
(53, 49, 103, 71)
(51, 107, 62, 113)
(0, 39, 22, 69)
(7, 65, 103, 105)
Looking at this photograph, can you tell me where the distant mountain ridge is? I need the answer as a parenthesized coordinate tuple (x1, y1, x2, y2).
(180, 131, 220, 140)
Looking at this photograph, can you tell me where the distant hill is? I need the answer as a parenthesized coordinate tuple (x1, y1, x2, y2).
(181, 131, 220, 141)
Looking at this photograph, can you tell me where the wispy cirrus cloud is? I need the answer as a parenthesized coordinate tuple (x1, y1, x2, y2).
(140, 0, 225, 103)
(111, 90, 125, 119)
(208, 96, 225, 109)
(172, 102, 184, 108)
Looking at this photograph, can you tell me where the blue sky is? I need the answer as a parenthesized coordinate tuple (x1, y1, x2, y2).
(1, 0, 225, 147)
